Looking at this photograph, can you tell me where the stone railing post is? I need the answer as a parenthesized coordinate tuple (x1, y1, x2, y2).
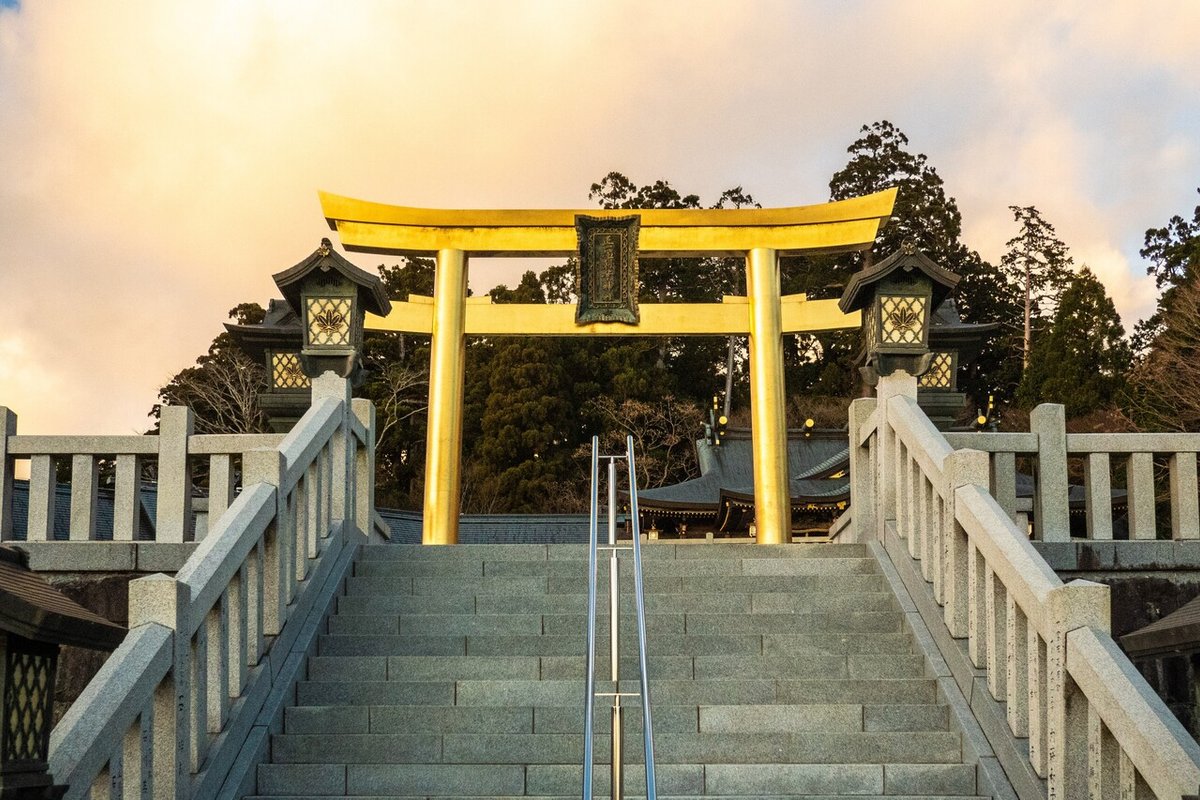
(128, 573, 190, 800)
(1045, 579, 1110, 798)
(312, 372, 351, 526)
(0, 407, 15, 540)
(874, 372, 917, 541)
(157, 406, 195, 543)
(848, 397, 877, 542)
(941, 449, 989, 639)
(1031, 404, 1070, 542)
(351, 398, 375, 540)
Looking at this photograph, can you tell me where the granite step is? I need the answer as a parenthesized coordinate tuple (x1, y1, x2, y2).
(256, 761, 980, 797)
(282, 703, 949, 736)
(305, 652, 925, 682)
(357, 543, 873, 561)
(316, 631, 917, 657)
(351, 557, 880, 579)
(324, 610, 905, 638)
(291, 678, 940, 708)
(340, 573, 894, 596)
(269, 730, 963, 765)
(334, 590, 898, 615)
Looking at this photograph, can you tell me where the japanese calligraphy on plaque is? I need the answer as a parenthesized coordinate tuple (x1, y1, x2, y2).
(575, 214, 640, 325)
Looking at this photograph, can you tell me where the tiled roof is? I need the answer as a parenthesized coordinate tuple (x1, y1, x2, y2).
(0, 546, 125, 649)
(1121, 594, 1200, 658)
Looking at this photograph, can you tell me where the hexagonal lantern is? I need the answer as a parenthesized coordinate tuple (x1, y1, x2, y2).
(224, 299, 310, 432)
(921, 299, 1001, 429)
(271, 239, 391, 382)
(0, 546, 123, 800)
(839, 240, 960, 385)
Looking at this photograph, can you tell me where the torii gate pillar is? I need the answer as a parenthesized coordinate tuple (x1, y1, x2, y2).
(423, 248, 467, 545)
(746, 247, 789, 544)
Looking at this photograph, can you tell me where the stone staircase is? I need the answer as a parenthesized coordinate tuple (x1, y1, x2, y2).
(249, 542, 1002, 799)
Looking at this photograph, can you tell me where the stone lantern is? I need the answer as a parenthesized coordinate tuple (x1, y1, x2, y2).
(224, 299, 309, 432)
(839, 240, 960, 386)
(921, 299, 1000, 429)
(271, 239, 392, 382)
(0, 546, 123, 800)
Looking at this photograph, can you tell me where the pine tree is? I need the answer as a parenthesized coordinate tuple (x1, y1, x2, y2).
(1001, 206, 1074, 367)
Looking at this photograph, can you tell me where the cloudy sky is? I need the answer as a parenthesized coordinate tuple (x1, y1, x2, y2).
(1, 1, 1197, 435)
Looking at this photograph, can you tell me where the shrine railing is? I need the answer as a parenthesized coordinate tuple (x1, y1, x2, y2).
(44, 376, 379, 800)
(944, 405, 1200, 542)
(849, 376, 1200, 799)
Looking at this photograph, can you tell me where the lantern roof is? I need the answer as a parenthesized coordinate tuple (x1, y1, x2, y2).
(929, 299, 1001, 363)
(0, 546, 124, 650)
(272, 239, 392, 318)
(224, 299, 302, 362)
(838, 240, 961, 314)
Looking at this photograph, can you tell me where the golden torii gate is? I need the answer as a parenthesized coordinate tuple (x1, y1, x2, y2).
(320, 188, 897, 545)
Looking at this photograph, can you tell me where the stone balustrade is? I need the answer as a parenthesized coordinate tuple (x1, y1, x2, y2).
(0, 407, 283, 544)
(43, 374, 380, 800)
(850, 374, 1200, 799)
(946, 408, 1200, 542)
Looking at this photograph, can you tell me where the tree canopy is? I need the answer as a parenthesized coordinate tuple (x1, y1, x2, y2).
(1016, 268, 1128, 417)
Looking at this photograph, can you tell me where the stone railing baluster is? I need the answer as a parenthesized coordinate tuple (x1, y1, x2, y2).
(941, 449, 988, 639)
(967, 539, 986, 668)
(69, 454, 98, 540)
(1006, 596, 1029, 737)
(1083, 452, 1113, 540)
(991, 450, 1018, 523)
(28, 453, 56, 541)
(208, 454, 235, 525)
(113, 454, 143, 541)
(1171, 451, 1200, 540)
(1027, 627, 1048, 777)
(1126, 452, 1157, 540)
(244, 449, 286, 637)
(931, 490, 944, 604)
(228, 565, 248, 696)
(985, 567, 1006, 702)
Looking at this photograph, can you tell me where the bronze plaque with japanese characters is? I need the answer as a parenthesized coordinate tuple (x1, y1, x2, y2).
(574, 214, 640, 325)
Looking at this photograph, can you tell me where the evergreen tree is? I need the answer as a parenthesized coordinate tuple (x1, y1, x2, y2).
(1016, 268, 1128, 416)
(1133, 187, 1200, 351)
(1126, 189, 1200, 430)
(1000, 205, 1074, 367)
(829, 121, 966, 270)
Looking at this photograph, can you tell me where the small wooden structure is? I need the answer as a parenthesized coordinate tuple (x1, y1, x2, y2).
(0, 546, 123, 800)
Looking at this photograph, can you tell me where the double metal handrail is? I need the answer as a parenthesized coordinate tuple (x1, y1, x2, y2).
(582, 435, 657, 800)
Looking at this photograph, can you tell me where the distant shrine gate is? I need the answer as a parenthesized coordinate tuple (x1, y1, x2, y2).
(319, 188, 899, 545)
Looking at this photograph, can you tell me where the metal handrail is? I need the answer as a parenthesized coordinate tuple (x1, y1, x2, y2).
(582, 435, 657, 800)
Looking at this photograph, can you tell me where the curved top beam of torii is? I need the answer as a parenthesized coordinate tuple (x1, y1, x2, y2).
(319, 187, 897, 258)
